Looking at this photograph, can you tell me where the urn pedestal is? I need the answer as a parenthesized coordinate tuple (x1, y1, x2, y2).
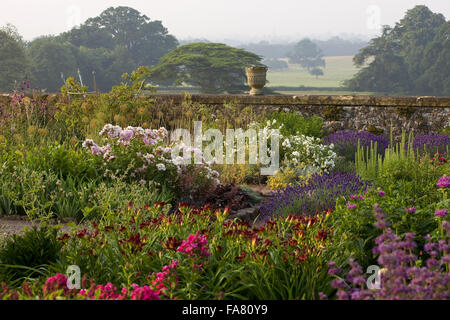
(245, 66, 268, 96)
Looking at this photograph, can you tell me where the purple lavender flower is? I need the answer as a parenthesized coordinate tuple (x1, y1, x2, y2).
(259, 171, 368, 221)
(411, 133, 450, 156)
(324, 130, 389, 161)
(330, 219, 450, 300)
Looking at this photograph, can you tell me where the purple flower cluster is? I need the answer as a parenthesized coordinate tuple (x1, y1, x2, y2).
(328, 205, 450, 300)
(260, 171, 369, 221)
(324, 130, 389, 161)
(437, 176, 450, 188)
(411, 132, 450, 155)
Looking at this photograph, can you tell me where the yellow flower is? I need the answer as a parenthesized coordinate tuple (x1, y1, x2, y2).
(120, 104, 128, 113)
(81, 102, 90, 113)
(13, 134, 24, 144)
(27, 126, 37, 136)
(22, 97, 32, 106)
(37, 128, 48, 136)
(89, 119, 97, 130)
(96, 112, 105, 121)
(137, 107, 146, 115)
(70, 136, 78, 146)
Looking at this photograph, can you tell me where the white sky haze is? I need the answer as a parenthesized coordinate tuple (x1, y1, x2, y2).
(1, 0, 449, 42)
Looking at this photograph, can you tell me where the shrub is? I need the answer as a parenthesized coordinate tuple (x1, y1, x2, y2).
(82, 124, 220, 201)
(53, 203, 341, 299)
(264, 111, 324, 138)
(324, 130, 389, 162)
(330, 184, 449, 268)
(261, 171, 369, 222)
(0, 226, 62, 284)
(327, 214, 450, 300)
(356, 132, 450, 205)
(24, 143, 101, 181)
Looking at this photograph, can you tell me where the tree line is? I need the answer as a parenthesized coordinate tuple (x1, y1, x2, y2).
(0, 5, 448, 95)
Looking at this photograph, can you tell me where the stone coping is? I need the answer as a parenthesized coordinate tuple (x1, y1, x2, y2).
(2, 93, 450, 108)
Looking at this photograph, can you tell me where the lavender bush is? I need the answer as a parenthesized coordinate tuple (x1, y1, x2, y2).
(412, 132, 450, 156)
(327, 206, 450, 300)
(324, 130, 389, 161)
(259, 171, 369, 221)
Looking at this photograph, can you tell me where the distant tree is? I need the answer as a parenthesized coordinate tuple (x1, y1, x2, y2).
(288, 39, 326, 71)
(263, 58, 288, 71)
(81, 6, 178, 66)
(60, 25, 115, 50)
(310, 67, 324, 79)
(0, 24, 28, 92)
(27, 37, 78, 92)
(314, 37, 368, 56)
(346, 5, 448, 95)
(149, 43, 264, 93)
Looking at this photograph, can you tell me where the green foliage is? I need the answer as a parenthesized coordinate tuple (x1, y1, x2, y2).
(262, 58, 288, 71)
(355, 131, 450, 206)
(288, 39, 326, 71)
(78, 6, 178, 67)
(0, 226, 62, 284)
(321, 106, 343, 121)
(0, 24, 29, 92)
(0, 7, 178, 93)
(396, 106, 416, 118)
(149, 43, 264, 93)
(57, 205, 339, 299)
(347, 5, 449, 95)
(309, 67, 324, 78)
(264, 110, 324, 138)
(24, 143, 100, 181)
(367, 126, 385, 136)
(27, 36, 79, 92)
(330, 188, 448, 268)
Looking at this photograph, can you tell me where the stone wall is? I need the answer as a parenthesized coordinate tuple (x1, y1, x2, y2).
(150, 94, 450, 138)
(1, 93, 449, 138)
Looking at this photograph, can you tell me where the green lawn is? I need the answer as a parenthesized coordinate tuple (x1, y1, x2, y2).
(155, 56, 370, 95)
(267, 56, 361, 88)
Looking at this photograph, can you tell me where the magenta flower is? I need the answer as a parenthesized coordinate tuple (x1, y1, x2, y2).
(378, 190, 386, 197)
(177, 231, 211, 257)
(347, 203, 357, 210)
(436, 176, 450, 188)
(435, 209, 448, 217)
(405, 207, 416, 214)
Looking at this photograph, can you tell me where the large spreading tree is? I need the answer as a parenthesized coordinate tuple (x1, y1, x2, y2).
(346, 5, 449, 95)
(149, 43, 264, 93)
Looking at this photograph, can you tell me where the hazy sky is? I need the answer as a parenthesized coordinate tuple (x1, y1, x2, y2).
(1, 0, 449, 42)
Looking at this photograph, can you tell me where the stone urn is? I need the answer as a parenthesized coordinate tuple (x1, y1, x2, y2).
(245, 66, 268, 96)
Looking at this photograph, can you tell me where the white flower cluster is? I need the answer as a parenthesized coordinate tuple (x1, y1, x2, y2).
(249, 119, 336, 175)
(282, 134, 337, 174)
